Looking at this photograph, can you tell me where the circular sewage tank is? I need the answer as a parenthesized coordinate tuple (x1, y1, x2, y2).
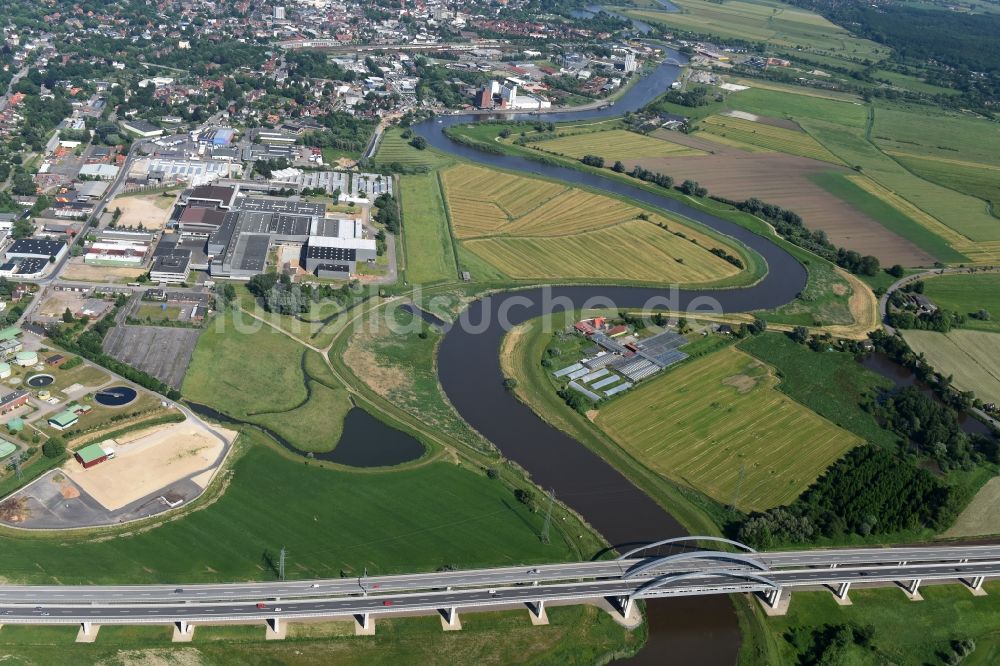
(26, 374, 54, 388)
(95, 386, 137, 407)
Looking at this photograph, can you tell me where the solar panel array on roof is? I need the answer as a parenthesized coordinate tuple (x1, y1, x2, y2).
(236, 197, 324, 215)
(306, 245, 356, 262)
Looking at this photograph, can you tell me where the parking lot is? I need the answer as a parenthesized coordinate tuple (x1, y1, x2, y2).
(103, 325, 201, 389)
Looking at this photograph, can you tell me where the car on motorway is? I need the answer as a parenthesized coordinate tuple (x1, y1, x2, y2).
(382, 600, 394, 606)
(310, 584, 320, 588)
(40, 612, 49, 616)
(528, 569, 539, 574)
(175, 588, 184, 593)
(256, 602, 267, 609)
(274, 607, 283, 612)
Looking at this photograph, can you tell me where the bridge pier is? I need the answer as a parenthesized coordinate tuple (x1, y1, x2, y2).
(265, 616, 287, 640)
(830, 582, 852, 605)
(527, 600, 549, 626)
(756, 587, 789, 616)
(900, 578, 923, 601)
(439, 607, 462, 631)
(964, 576, 988, 597)
(75, 622, 100, 643)
(354, 612, 375, 636)
(172, 620, 195, 643)
(602, 596, 641, 628)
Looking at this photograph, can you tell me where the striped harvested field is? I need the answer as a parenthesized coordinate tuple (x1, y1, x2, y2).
(464, 220, 740, 283)
(440, 164, 746, 284)
(596, 347, 862, 512)
(374, 128, 454, 169)
(532, 129, 704, 161)
(901, 330, 1000, 405)
(698, 115, 842, 164)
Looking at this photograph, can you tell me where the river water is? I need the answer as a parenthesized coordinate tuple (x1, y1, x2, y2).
(411, 51, 809, 663)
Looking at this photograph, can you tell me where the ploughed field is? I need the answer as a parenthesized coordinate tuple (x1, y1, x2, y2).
(439, 164, 744, 285)
(595, 346, 862, 512)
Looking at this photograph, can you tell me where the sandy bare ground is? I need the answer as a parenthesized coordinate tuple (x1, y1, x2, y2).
(63, 421, 235, 512)
(61, 259, 145, 282)
(109, 193, 176, 230)
(634, 136, 934, 266)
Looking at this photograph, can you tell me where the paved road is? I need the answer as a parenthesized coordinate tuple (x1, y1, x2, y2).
(0, 558, 997, 625)
(0, 544, 997, 612)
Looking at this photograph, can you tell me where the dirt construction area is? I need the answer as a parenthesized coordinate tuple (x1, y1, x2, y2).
(109, 192, 176, 230)
(63, 420, 235, 512)
(631, 132, 934, 266)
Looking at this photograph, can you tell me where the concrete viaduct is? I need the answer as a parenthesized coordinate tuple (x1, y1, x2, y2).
(1, 539, 997, 642)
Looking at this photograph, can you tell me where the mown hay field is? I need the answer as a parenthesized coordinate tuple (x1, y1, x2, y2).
(595, 346, 862, 512)
(464, 220, 740, 283)
(901, 329, 1000, 405)
(921, 273, 1000, 332)
(533, 129, 704, 161)
(440, 164, 744, 284)
(697, 115, 842, 164)
(374, 128, 454, 169)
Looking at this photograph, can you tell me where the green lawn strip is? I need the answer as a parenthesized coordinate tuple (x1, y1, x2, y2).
(0, 605, 641, 665)
(399, 172, 457, 284)
(808, 170, 964, 263)
(764, 583, 1000, 665)
(0, 432, 588, 583)
(737, 333, 898, 448)
(921, 273, 1000, 332)
(182, 309, 307, 419)
(375, 127, 455, 170)
(503, 311, 730, 536)
(248, 380, 352, 453)
(893, 154, 1000, 216)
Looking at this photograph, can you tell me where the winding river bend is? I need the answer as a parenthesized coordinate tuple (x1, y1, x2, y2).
(412, 52, 808, 662)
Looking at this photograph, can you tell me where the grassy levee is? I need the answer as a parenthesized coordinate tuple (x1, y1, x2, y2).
(763, 582, 1000, 665)
(399, 172, 457, 284)
(0, 604, 642, 665)
(500, 311, 730, 536)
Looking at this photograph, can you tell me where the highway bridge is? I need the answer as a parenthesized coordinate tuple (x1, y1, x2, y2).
(1, 539, 997, 641)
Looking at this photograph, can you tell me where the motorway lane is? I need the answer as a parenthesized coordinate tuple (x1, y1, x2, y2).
(2, 545, 1000, 605)
(2, 562, 999, 624)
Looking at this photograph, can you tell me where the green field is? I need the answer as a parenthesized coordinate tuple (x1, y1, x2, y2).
(698, 115, 842, 163)
(922, 273, 1000, 331)
(753, 253, 855, 326)
(892, 153, 1000, 213)
(440, 164, 745, 285)
(135, 303, 184, 322)
(374, 127, 454, 170)
(532, 129, 704, 161)
(727, 87, 869, 129)
(182, 309, 307, 418)
(0, 431, 590, 583)
(738, 333, 897, 448)
(0, 604, 638, 665)
(764, 583, 1000, 665)
(871, 104, 1000, 167)
(595, 346, 862, 512)
(808, 171, 964, 263)
(902, 329, 1000, 404)
(625, 0, 885, 59)
(400, 172, 457, 284)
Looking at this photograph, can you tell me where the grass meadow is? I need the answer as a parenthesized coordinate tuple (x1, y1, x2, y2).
(533, 128, 704, 161)
(595, 346, 861, 512)
(698, 115, 842, 163)
(922, 273, 1000, 331)
(400, 172, 457, 284)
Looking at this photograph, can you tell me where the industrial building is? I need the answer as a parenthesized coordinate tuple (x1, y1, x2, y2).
(74, 443, 111, 468)
(475, 79, 551, 110)
(48, 409, 80, 431)
(120, 119, 164, 138)
(5, 239, 68, 263)
(0, 390, 29, 414)
(84, 239, 149, 267)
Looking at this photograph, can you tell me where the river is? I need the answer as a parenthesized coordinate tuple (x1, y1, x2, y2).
(411, 51, 808, 663)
